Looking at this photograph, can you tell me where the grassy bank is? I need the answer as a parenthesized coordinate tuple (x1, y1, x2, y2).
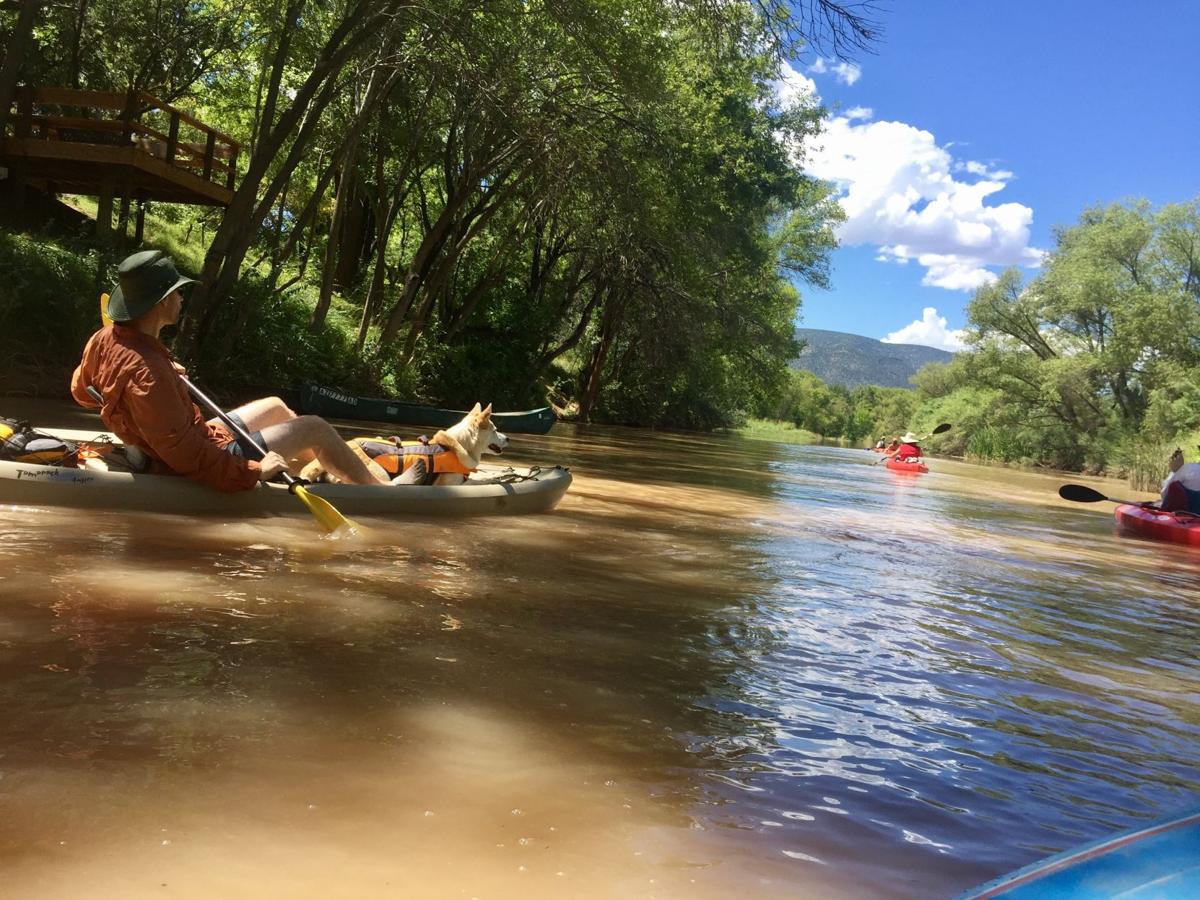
(735, 418, 821, 445)
(0, 207, 399, 404)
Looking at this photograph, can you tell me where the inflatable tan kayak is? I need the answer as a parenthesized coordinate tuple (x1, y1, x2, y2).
(0, 428, 571, 518)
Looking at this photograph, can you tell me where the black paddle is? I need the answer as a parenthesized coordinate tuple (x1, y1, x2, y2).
(1058, 482, 1200, 519)
(1057, 484, 1149, 507)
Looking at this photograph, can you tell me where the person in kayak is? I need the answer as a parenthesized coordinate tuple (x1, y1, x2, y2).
(71, 250, 391, 492)
(874, 437, 887, 450)
(1160, 448, 1200, 514)
(885, 431, 923, 462)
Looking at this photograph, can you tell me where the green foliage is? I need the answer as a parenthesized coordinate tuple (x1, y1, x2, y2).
(9, 0, 852, 427)
(1141, 362, 1200, 441)
(758, 369, 919, 445)
(965, 427, 1025, 464)
(759, 194, 1199, 483)
(912, 386, 1002, 458)
(193, 276, 414, 402)
(1117, 435, 1175, 493)
(915, 196, 1200, 481)
(0, 231, 115, 394)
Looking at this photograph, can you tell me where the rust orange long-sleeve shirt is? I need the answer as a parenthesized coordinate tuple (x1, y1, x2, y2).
(71, 325, 260, 492)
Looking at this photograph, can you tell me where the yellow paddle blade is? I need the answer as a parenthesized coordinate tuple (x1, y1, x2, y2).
(100, 292, 113, 327)
(293, 484, 360, 537)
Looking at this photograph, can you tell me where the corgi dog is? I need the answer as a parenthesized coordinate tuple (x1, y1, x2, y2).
(299, 403, 509, 486)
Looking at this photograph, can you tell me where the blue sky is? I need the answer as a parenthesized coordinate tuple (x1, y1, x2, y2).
(783, 0, 1200, 349)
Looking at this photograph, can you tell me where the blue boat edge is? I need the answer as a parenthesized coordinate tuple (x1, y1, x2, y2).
(958, 807, 1200, 899)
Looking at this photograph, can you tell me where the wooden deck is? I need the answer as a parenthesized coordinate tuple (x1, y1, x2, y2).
(1, 87, 239, 207)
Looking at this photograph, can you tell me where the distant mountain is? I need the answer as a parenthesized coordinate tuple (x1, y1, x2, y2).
(791, 328, 954, 389)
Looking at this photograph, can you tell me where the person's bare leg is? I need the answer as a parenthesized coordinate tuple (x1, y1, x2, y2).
(260, 416, 390, 485)
(211, 397, 317, 468)
(225, 396, 296, 431)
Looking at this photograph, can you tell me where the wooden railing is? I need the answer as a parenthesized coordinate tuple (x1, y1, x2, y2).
(6, 86, 240, 191)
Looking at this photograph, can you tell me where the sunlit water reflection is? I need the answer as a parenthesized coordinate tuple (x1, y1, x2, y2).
(1, 407, 1197, 898)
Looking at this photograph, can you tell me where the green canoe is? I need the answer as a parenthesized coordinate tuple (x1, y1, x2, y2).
(297, 383, 557, 435)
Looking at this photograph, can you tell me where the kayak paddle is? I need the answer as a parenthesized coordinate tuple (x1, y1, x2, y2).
(1058, 484, 1148, 507)
(181, 375, 359, 536)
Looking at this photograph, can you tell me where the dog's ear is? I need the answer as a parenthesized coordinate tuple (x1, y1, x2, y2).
(481, 403, 493, 418)
(469, 402, 482, 415)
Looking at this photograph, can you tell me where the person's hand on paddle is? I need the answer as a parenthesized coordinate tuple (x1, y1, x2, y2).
(258, 451, 291, 482)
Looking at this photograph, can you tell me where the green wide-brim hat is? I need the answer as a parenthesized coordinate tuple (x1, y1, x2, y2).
(107, 250, 198, 323)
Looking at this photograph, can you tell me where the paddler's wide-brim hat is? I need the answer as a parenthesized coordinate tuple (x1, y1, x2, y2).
(107, 250, 197, 323)
(901, 431, 920, 443)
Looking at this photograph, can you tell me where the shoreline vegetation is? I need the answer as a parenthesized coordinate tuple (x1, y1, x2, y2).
(0, 0, 1194, 491)
(757, 198, 1200, 492)
(737, 416, 1167, 491)
(734, 418, 821, 445)
(3, 195, 1195, 497)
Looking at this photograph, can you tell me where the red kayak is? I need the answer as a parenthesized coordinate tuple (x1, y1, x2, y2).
(885, 458, 928, 474)
(1114, 504, 1200, 547)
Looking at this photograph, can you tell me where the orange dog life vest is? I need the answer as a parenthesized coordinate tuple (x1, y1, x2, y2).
(350, 436, 475, 483)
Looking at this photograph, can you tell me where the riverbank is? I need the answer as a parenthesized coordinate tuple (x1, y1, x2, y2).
(0, 221, 420, 405)
(734, 418, 821, 445)
(736, 416, 1191, 493)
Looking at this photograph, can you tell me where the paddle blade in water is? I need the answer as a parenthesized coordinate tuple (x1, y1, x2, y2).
(294, 485, 360, 535)
(1058, 484, 1108, 503)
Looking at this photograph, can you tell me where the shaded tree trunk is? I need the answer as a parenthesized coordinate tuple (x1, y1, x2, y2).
(0, 0, 40, 135)
(175, 0, 398, 362)
(577, 285, 624, 422)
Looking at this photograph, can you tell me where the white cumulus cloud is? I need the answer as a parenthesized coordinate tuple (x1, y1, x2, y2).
(882, 307, 967, 352)
(773, 61, 818, 110)
(808, 57, 862, 85)
(831, 61, 862, 85)
(959, 160, 1014, 180)
(804, 115, 1045, 290)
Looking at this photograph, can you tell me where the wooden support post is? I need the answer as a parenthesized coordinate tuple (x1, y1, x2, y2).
(14, 85, 32, 139)
(117, 185, 132, 241)
(202, 131, 216, 181)
(226, 145, 238, 190)
(166, 111, 178, 163)
(120, 88, 136, 148)
(135, 199, 147, 244)
(96, 183, 113, 239)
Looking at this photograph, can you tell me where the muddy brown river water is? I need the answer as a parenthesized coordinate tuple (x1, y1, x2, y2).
(1, 402, 1198, 898)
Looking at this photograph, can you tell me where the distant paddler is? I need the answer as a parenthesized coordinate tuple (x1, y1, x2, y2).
(885, 431, 924, 464)
(874, 424, 951, 466)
